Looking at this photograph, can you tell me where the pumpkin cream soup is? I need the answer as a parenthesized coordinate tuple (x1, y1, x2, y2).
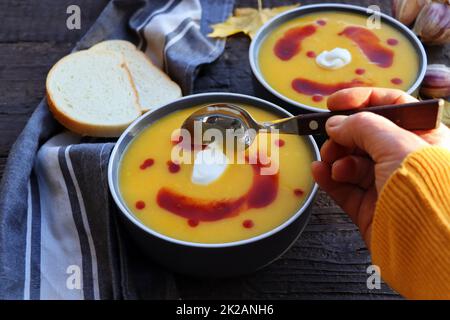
(119, 106, 314, 243)
(258, 11, 420, 109)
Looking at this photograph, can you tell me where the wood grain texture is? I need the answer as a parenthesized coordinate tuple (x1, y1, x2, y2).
(0, 0, 447, 300)
(0, 0, 110, 43)
(0, 0, 109, 155)
(0, 156, 6, 181)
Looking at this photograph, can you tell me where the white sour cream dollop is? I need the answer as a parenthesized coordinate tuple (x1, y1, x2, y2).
(316, 48, 352, 70)
(191, 144, 228, 185)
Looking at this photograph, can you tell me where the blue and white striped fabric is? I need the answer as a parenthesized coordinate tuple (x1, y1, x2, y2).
(0, 0, 234, 300)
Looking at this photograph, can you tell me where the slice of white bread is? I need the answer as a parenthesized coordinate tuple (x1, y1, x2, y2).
(90, 40, 182, 112)
(46, 50, 142, 137)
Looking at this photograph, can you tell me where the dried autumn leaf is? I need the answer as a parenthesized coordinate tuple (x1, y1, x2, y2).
(208, 0, 300, 39)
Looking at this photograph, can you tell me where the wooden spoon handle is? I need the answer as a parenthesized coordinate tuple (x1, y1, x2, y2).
(295, 99, 444, 136)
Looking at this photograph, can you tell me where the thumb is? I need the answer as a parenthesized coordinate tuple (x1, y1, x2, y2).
(326, 112, 428, 163)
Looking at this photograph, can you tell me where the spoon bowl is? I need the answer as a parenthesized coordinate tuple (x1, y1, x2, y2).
(181, 103, 261, 148)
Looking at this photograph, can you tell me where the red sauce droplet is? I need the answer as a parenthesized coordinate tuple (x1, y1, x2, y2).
(391, 78, 403, 85)
(294, 189, 304, 197)
(167, 160, 181, 173)
(355, 68, 366, 75)
(275, 139, 285, 147)
(136, 201, 146, 210)
(317, 19, 327, 26)
(140, 158, 155, 170)
(312, 95, 324, 102)
(188, 219, 199, 227)
(339, 26, 394, 68)
(387, 38, 399, 46)
(243, 220, 254, 229)
(306, 51, 316, 58)
(274, 25, 317, 60)
(156, 158, 279, 222)
(292, 78, 370, 96)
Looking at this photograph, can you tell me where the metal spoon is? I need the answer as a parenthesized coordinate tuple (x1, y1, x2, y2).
(181, 99, 443, 149)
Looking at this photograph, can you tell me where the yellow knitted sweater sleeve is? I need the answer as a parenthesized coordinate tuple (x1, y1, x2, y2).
(371, 146, 450, 299)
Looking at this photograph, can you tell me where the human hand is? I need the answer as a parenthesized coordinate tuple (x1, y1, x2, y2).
(311, 87, 450, 248)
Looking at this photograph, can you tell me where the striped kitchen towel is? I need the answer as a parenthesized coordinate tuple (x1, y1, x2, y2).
(0, 0, 234, 299)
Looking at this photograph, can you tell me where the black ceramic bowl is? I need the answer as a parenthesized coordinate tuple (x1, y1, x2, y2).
(108, 93, 320, 277)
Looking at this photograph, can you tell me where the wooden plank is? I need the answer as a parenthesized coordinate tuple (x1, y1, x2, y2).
(0, 0, 110, 43)
(427, 44, 450, 65)
(0, 42, 74, 154)
(0, 156, 6, 181)
(0, 115, 29, 156)
(0, 42, 74, 109)
(240, 0, 392, 13)
(0, 0, 109, 156)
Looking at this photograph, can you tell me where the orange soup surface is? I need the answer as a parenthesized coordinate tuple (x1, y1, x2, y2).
(119, 106, 315, 243)
(258, 11, 420, 109)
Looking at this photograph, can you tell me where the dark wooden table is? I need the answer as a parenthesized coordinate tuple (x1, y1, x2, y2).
(1, 0, 448, 299)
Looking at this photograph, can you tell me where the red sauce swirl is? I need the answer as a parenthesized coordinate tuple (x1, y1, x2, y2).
(292, 78, 370, 96)
(339, 26, 394, 68)
(274, 25, 317, 61)
(156, 159, 279, 222)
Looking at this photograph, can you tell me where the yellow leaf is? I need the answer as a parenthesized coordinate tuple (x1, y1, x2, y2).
(208, 0, 300, 39)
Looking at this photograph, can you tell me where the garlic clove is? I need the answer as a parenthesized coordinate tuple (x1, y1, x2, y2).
(392, 0, 431, 26)
(431, 27, 450, 45)
(420, 64, 450, 99)
(413, 2, 450, 45)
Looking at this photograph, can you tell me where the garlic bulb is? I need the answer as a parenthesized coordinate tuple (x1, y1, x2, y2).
(392, 0, 431, 26)
(420, 65, 450, 127)
(413, 2, 450, 45)
(420, 64, 450, 98)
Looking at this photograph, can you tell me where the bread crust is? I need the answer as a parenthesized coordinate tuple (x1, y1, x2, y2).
(90, 40, 182, 112)
(90, 39, 137, 52)
(46, 50, 141, 137)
